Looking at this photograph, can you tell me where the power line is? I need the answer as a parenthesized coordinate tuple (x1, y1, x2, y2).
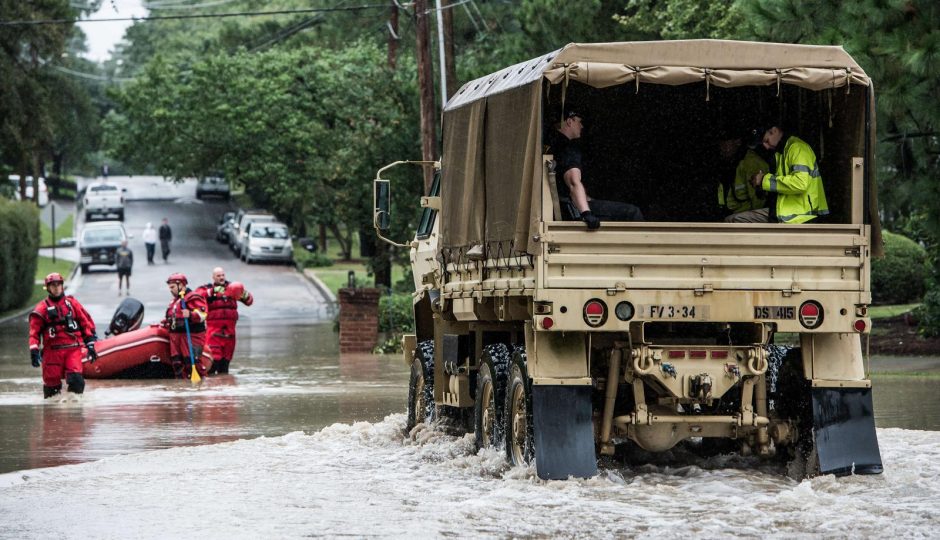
(0, 5, 390, 26)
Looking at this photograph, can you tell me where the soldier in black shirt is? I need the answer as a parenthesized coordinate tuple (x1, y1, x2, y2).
(546, 110, 643, 229)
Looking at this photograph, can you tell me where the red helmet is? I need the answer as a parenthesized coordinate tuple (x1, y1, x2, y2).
(44, 273, 65, 286)
(226, 281, 245, 299)
(166, 273, 188, 286)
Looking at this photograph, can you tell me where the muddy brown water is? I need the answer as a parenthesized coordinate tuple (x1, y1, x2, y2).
(0, 319, 938, 474)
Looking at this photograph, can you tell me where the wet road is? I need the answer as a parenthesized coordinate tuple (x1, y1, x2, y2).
(0, 176, 409, 473)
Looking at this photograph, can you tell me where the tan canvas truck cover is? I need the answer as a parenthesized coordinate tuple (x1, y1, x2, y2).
(439, 39, 881, 257)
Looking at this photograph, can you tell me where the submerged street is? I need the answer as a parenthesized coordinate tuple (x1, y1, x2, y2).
(0, 179, 938, 537)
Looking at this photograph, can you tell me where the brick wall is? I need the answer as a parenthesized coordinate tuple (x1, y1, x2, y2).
(338, 288, 381, 353)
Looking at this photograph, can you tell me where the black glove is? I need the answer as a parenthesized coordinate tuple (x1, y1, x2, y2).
(86, 343, 98, 364)
(581, 210, 601, 230)
(30, 349, 41, 368)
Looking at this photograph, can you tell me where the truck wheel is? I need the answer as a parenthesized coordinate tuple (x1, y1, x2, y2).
(80, 264, 89, 274)
(770, 346, 821, 479)
(117, 210, 124, 221)
(504, 348, 534, 467)
(85, 211, 92, 221)
(474, 343, 510, 450)
(406, 340, 435, 432)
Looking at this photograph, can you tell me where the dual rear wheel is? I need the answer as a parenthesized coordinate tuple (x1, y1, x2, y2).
(407, 341, 535, 468)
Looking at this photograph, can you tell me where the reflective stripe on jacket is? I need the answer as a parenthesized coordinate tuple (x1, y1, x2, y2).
(760, 136, 829, 224)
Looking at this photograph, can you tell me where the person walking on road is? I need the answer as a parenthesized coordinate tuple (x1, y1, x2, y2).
(195, 267, 254, 375)
(142, 222, 157, 265)
(28, 273, 98, 399)
(161, 273, 208, 379)
(115, 240, 134, 296)
(158, 217, 172, 263)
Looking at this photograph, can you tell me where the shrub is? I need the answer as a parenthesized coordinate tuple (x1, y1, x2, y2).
(871, 231, 928, 304)
(373, 293, 415, 354)
(0, 199, 39, 310)
(915, 287, 940, 337)
(378, 293, 414, 334)
(294, 248, 333, 268)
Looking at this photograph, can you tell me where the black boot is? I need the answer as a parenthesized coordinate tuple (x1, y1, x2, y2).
(217, 359, 230, 374)
(66, 373, 85, 394)
(171, 356, 185, 379)
(43, 385, 62, 399)
(208, 360, 219, 375)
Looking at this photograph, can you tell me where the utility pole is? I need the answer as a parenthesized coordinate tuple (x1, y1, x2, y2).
(415, 0, 437, 193)
(374, 0, 401, 290)
(387, 0, 399, 69)
(441, 0, 458, 100)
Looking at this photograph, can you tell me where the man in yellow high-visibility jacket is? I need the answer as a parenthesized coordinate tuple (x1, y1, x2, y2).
(720, 146, 769, 216)
(725, 123, 828, 224)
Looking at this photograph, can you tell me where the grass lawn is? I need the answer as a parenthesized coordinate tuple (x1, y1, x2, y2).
(40, 213, 75, 247)
(869, 303, 919, 320)
(313, 261, 404, 296)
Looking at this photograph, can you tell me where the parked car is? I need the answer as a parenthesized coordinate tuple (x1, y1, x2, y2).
(196, 176, 230, 200)
(242, 221, 293, 264)
(230, 209, 274, 254)
(84, 182, 125, 221)
(7, 175, 49, 207)
(79, 221, 130, 274)
(216, 211, 235, 243)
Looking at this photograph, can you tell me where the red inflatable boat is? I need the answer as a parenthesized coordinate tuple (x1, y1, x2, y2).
(82, 325, 213, 379)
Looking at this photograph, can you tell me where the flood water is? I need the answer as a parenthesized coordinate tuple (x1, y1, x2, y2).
(2, 314, 939, 538)
(0, 316, 936, 474)
(0, 318, 409, 473)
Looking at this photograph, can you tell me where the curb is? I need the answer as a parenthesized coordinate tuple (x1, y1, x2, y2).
(299, 267, 337, 304)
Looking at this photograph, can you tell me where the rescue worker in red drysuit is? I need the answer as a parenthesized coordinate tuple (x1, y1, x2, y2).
(28, 273, 98, 399)
(194, 267, 253, 375)
(161, 273, 209, 379)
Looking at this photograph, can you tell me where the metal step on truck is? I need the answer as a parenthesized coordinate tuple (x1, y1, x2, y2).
(374, 40, 883, 480)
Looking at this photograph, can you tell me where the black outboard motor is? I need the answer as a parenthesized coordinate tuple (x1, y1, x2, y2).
(106, 297, 145, 336)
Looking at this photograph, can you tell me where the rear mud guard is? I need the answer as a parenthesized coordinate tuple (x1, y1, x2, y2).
(812, 386, 883, 476)
(532, 385, 597, 480)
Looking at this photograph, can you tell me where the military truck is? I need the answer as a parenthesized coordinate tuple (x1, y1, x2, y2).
(374, 40, 883, 480)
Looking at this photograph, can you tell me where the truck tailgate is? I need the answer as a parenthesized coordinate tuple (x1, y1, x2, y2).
(540, 223, 869, 292)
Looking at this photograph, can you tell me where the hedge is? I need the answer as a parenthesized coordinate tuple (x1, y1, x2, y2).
(0, 198, 39, 311)
(871, 231, 928, 305)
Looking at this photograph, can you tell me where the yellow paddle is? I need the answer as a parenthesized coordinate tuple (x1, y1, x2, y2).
(179, 291, 201, 384)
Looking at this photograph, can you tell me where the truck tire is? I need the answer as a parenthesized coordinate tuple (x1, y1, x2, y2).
(85, 211, 92, 221)
(80, 264, 89, 274)
(474, 343, 510, 450)
(406, 340, 435, 432)
(770, 346, 820, 479)
(117, 210, 124, 221)
(504, 348, 535, 467)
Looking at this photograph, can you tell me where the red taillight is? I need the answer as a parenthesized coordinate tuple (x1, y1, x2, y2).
(689, 350, 707, 359)
(854, 319, 867, 333)
(541, 317, 554, 330)
(711, 350, 729, 359)
(799, 300, 824, 329)
(582, 299, 607, 327)
(668, 350, 685, 359)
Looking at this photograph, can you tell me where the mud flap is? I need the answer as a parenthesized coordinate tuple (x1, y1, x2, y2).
(532, 385, 597, 480)
(811, 387, 883, 476)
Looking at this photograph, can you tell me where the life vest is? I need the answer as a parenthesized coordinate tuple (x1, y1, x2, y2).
(164, 289, 208, 333)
